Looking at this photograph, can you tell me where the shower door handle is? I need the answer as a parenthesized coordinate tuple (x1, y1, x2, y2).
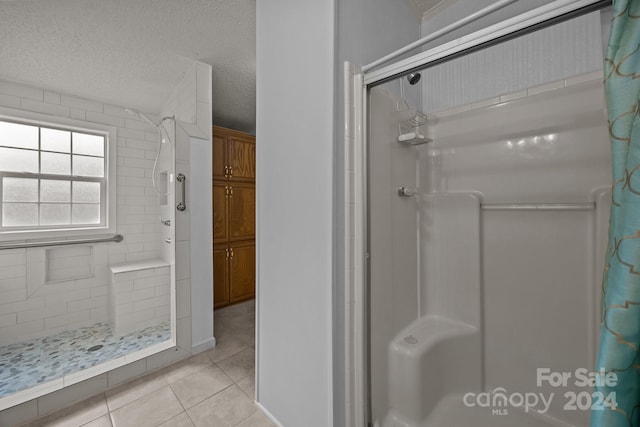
(176, 173, 186, 211)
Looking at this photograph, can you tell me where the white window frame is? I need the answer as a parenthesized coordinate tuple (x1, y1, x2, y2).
(0, 107, 117, 241)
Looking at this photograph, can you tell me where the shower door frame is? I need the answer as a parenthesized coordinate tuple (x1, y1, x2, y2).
(346, 0, 611, 425)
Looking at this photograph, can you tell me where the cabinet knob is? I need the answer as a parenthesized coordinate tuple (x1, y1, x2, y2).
(229, 166, 233, 177)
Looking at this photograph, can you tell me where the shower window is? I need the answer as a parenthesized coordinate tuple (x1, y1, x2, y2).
(0, 115, 116, 239)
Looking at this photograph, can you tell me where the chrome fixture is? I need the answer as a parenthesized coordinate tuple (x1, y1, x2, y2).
(160, 219, 171, 226)
(165, 238, 172, 244)
(397, 187, 416, 197)
(0, 234, 124, 250)
(124, 108, 174, 128)
(124, 108, 175, 197)
(481, 202, 595, 211)
(407, 73, 421, 85)
(176, 173, 186, 211)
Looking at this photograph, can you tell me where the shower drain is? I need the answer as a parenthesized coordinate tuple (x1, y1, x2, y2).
(87, 344, 103, 352)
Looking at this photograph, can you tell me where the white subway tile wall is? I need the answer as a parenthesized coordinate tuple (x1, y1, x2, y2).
(0, 61, 211, 424)
(0, 78, 164, 346)
(109, 265, 170, 337)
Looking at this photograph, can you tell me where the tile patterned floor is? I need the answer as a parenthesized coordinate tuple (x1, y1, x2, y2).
(0, 321, 171, 397)
(20, 299, 274, 427)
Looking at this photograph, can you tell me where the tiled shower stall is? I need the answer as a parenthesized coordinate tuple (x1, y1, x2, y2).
(0, 61, 213, 426)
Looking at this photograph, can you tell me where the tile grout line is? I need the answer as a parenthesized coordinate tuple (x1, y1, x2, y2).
(21, 300, 256, 427)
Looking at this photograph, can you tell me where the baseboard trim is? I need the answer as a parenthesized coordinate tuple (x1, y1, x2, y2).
(191, 337, 216, 354)
(256, 401, 284, 427)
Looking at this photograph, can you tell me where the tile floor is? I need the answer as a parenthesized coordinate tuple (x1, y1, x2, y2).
(0, 321, 171, 398)
(19, 299, 274, 427)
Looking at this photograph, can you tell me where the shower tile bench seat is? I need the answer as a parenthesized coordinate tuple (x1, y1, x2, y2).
(108, 259, 171, 337)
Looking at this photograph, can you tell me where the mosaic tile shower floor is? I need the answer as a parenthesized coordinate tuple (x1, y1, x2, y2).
(0, 321, 171, 397)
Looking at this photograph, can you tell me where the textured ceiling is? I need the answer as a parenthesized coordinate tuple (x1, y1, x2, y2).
(0, 0, 256, 132)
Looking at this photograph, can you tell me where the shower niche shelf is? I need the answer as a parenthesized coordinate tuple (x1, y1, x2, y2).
(395, 73, 432, 146)
(397, 111, 432, 146)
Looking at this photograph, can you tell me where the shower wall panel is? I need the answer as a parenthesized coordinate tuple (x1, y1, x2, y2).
(431, 77, 610, 202)
(422, 75, 610, 426)
(0, 78, 162, 345)
(367, 72, 610, 427)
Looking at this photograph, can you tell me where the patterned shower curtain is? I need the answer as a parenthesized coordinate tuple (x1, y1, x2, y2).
(592, 1, 640, 426)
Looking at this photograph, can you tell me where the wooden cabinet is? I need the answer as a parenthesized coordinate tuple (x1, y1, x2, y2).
(212, 134, 227, 181)
(212, 127, 256, 182)
(228, 182, 255, 241)
(212, 182, 229, 244)
(228, 134, 256, 182)
(229, 241, 256, 303)
(213, 242, 256, 308)
(213, 247, 230, 308)
(213, 126, 256, 309)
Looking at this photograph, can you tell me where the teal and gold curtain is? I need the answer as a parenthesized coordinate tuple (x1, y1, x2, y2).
(593, 1, 640, 426)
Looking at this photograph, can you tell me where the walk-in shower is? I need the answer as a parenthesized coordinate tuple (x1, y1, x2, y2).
(0, 105, 177, 409)
(349, 2, 613, 426)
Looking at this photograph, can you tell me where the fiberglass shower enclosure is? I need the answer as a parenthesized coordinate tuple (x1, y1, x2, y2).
(357, 3, 612, 427)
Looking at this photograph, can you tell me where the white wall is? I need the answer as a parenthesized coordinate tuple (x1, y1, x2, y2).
(188, 135, 213, 352)
(256, 1, 335, 426)
(0, 60, 212, 425)
(161, 61, 213, 354)
(0, 78, 162, 345)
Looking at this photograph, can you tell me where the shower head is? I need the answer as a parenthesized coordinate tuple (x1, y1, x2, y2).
(407, 73, 421, 85)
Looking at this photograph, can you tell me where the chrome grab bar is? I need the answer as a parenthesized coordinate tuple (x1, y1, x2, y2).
(0, 234, 124, 250)
(481, 203, 595, 211)
(176, 173, 186, 211)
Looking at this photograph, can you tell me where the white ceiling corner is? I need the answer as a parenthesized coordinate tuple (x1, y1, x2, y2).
(407, 0, 453, 19)
(0, 0, 256, 133)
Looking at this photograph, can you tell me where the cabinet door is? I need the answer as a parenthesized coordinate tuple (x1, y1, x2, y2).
(228, 183, 255, 241)
(212, 134, 227, 180)
(229, 135, 255, 182)
(213, 182, 229, 244)
(230, 242, 255, 303)
(213, 246, 230, 309)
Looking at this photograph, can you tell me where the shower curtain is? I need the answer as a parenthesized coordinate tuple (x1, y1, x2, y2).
(592, 1, 640, 426)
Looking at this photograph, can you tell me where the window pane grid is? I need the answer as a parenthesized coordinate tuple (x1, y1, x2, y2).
(0, 118, 107, 232)
(0, 176, 103, 228)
